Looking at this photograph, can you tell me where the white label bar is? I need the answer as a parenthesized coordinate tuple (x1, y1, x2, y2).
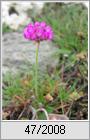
(1, 121, 89, 139)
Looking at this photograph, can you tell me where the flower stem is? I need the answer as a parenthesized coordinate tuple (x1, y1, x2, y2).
(61, 99, 64, 114)
(35, 42, 40, 98)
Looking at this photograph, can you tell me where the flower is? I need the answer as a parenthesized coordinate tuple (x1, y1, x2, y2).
(23, 21, 53, 41)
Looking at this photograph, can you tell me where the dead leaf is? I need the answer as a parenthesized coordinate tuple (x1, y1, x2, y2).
(21, 79, 30, 86)
(69, 91, 84, 101)
(2, 111, 10, 119)
(77, 31, 84, 38)
(45, 94, 53, 102)
(14, 95, 25, 105)
(54, 81, 59, 96)
(76, 52, 86, 60)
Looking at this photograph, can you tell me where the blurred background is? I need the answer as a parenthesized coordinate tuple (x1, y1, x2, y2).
(2, 1, 88, 31)
(2, 1, 88, 120)
(2, 1, 88, 73)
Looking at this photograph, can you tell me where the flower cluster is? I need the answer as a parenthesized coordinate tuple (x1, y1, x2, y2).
(23, 21, 53, 41)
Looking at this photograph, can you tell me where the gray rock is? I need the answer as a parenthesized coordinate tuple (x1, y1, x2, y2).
(2, 32, 59, 75)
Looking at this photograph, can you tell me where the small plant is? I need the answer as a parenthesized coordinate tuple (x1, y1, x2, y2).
(3, 23, 12, 33)
(23, 21, 53, 99)
(2, 3, 88, 120)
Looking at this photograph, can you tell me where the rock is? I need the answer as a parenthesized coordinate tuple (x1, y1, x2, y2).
(2, 32, 59, 75)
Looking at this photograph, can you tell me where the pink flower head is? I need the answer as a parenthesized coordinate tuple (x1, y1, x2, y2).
(23, 21, 53, 42)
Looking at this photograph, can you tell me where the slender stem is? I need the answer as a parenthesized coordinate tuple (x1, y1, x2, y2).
(35, 42, 40, 98)
(61, 99, 64, 114)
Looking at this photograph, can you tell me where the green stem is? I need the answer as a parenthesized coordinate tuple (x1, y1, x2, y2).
(35, 42, 40, 98)
(61, 99, 64, 114)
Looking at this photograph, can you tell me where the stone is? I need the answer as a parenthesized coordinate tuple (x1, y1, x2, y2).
(2, 32, 59, 75)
